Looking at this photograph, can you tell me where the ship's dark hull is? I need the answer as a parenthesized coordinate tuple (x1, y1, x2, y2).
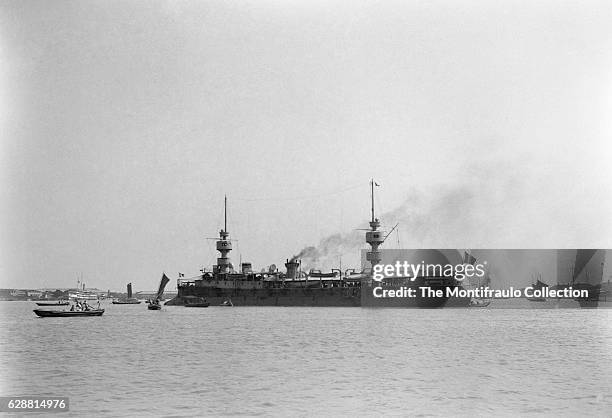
(169, 279, 470, 308)
(168, 286, 361, 307)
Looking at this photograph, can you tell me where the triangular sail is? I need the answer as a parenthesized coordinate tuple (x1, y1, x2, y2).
(573, 249, 605, 286)
(155, 274, 170, 300)
(127, 283, 133, 299)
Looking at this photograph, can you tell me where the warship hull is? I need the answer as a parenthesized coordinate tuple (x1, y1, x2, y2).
(168, 279, 470, 307)
(167, 286, 361, 307)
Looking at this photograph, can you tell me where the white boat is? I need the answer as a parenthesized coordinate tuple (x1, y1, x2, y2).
(69, 291, 99, 300)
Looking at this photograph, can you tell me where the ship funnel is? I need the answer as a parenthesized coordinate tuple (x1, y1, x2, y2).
(285, 259, 299, 279)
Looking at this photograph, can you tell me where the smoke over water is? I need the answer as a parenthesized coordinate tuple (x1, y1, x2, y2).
(290, 161, 612, 272)
(289, 231, 362, 266)
(291, 185, 476, 272)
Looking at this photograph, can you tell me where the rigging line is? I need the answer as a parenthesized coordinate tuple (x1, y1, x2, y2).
(233, 182, 364, 202)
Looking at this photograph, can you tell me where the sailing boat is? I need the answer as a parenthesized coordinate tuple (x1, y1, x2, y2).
(112, 283, 141, 304)
(526, 273, 547, 302)
(468, 254, 492, 307)
(148, 274, 170, 310)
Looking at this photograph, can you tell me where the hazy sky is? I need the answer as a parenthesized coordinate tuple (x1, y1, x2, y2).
(1, 1, 611, 291)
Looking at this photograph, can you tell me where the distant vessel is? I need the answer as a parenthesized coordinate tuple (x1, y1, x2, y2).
(69, 276, 99, 300)
(36, 300, 69, 306)
(148, 274, 169, 310)
(526, 276, 547, 302)
(69, 291, 99, 300)
(112, 283, 141, 304)
(466, 262, 492, 307)
(469, 299, 491, 307)
(564, 249, 612, 308)
(167, 183, 470, 308)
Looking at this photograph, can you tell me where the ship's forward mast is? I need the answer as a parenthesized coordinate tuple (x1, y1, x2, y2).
(215, 195, 233, 274)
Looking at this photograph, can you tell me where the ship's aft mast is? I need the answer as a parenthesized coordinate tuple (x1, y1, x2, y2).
(365, 179, 384, 270)
(216, 195, 232, 274)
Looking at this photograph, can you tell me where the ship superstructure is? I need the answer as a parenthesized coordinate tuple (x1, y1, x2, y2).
(360, 180, 470, 308)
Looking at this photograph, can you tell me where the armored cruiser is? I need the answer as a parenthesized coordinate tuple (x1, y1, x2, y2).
(166, 184, 470, 308)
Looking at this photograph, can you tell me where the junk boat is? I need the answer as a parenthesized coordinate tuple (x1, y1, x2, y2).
(526, 276, 548, 302)
(148, 274, 170, 310)
(112, 283, 141, 304)
(166, 184, 470, 308)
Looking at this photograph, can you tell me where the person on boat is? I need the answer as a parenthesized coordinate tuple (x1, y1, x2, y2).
(82, 300, 90, 311)
(96, 300, 101, 309)
(75, 301, 82, 311)
(70, 304, 75, 311)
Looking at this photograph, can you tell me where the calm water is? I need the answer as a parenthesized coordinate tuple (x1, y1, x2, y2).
(0, 302, 610, 417)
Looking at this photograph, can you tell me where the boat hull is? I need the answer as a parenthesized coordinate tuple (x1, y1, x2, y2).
(182, 296, 211, 307)
(33, 309, 104, 317)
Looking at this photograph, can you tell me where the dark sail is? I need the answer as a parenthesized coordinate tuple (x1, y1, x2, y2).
(127, 283, 133, 299)
(574, 250, 597, 281)
(155, 274, 170, 300)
